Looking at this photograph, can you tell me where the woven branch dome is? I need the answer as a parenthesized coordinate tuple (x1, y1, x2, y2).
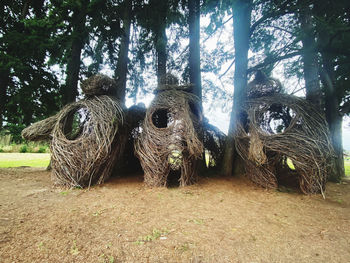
(50, 95, 125, 188)
(135, 86, 203, 187)
(235, 93, 333, 195)
(247, 70, 283, 98)
(81, 74, 118, 96)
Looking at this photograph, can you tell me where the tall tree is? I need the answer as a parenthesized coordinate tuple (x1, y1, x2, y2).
(61, 0, 89, 105)
(314, 0, 350, 181)
(114, 0, 133, 105)
(134, 0, 169, 85)
(153, 0, 168, 83)
(188, 0, 202, 103)
(222, 0, 252, 176)
(0, 0, 60, 136)
(298, 2, 322, 109)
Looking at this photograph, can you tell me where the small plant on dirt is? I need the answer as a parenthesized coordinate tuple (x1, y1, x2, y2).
(179, 243, 190, 252)
(99, 254, 115, 263)
(19, 145, 28, 153)
(134, 228, 169, 245)
(38, 241, 45, 250)
(70, 240, 79, 255)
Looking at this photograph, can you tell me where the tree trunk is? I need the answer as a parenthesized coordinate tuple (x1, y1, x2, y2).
(21, 0, 30, 19)
(63, 5, 87, 105)
(114, 0, 132, 106)
(299, 5, 322, 109)
(188, 0, 202, 104)
(315, 3, 345, 182)
(222, 0, 252, 177)
(153, 0, 167, 84)
(0, 69, 10, 129)
(321, 55, 344, 182)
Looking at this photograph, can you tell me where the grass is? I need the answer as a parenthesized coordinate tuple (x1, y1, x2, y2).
(0, 153, 50, 168)
(345, 159, 350, 177)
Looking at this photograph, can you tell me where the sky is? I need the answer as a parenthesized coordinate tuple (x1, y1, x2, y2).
(343, 117, 350, 151)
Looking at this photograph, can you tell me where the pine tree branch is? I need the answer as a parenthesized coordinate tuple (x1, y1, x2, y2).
(249, 1, 298, 36)
(247, 51, 302, 73)
(219, 57, 235, 79)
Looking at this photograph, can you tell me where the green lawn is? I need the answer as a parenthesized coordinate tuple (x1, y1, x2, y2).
(345, 159, 350, 177)
(0, 153, 50, 168)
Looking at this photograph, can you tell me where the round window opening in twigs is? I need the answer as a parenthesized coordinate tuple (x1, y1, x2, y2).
(60, 106, 91, 141)
(151, 108, 173, 129)
(235, 94, 333, 196)
(257, 104, 298, 135)
(135, 85, 203, 188)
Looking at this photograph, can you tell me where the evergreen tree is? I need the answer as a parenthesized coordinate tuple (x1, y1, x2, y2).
(222, 0, 252, 177)
(0, 0, 60, 138)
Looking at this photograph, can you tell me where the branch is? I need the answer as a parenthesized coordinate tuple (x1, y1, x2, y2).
(290, 87, 304, 95)
(247, 51, 302, 73)
(219, 58, 235, 79)
(249, 1, 298, 36)
(266, 25, 294, 35)
(202, 15, 233, 45)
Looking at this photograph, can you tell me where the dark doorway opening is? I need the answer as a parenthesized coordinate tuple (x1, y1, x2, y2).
(167, 170, 181, 187)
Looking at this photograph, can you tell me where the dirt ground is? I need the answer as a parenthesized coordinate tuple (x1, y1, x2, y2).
(0, 168, 349, 263)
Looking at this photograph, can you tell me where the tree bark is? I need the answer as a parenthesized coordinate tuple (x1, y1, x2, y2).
(63, 4, 88, 105)
(0, 69, 10, 129)
(299, 4, 322, 109)
(188, 0, 202, 103)
(222, 0, 252, 177)
(152, 0, 167, 84)
(321, 53, 345, 182)
(315, 1, 345, 182)
(114, 0, 132, 106)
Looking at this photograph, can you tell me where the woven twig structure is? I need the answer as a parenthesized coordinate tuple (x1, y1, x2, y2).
(50, 95, 125, 187)
(235, 93, 333, 195)
(135, 85, 203, 187)
(247, 70, 283, 98)
(21, 115, 58, 141)
(81, 74, 118, 97)
(22, 74, 126, 188)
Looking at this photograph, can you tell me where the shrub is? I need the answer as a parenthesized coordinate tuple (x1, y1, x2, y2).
(20, 145, 28, 153)
(37, 146, 47, 153)
(0, 148, 3, 153)
(2, 145, 13, 152)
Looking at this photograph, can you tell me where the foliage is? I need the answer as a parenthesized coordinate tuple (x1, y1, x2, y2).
(19, 145, 28, 153)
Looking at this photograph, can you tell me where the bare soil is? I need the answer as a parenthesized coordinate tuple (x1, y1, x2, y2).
(0, 168, 349, 263)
